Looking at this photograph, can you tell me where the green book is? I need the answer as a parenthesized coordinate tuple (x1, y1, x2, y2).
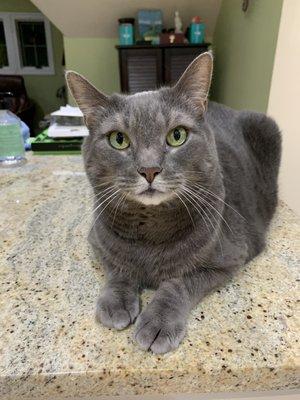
(30, 129, 83, 155)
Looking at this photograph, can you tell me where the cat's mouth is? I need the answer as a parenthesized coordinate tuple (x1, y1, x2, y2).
(133, 185, 173, 206)
(140, 187, 161, 196)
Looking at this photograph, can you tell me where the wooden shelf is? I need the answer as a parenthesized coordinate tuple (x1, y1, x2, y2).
(116, 43, 211, 49)
(116, 43, 210, 93)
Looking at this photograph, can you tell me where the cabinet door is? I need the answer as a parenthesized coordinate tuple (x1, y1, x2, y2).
(164, 47, 208, 85)
(119, 49, 162, 93)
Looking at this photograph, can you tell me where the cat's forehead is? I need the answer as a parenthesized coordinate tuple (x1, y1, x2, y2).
(129, 90, 156, 98)
(126, 90, 164, 112)
(101, 90, 196, 134)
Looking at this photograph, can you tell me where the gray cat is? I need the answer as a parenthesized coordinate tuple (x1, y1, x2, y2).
(66, 52, 281, 354)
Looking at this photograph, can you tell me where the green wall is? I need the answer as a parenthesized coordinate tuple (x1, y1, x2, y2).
(0, 0, 36, 12)
(211, 0, 283, 112)
(64, 37, 120, 99)
(0, 0, 65, 129)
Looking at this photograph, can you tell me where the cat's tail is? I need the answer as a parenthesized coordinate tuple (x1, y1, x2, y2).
(239, 111, 282, 220)
(239, 111, 282, 178)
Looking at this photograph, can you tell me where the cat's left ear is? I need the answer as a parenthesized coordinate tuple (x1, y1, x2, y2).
(174, 51, 213, 111)
(65, 71, 109, 128)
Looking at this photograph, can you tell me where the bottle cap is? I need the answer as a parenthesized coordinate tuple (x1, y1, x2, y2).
(118, 18, 135, 25)
(192, 16, 201, 24)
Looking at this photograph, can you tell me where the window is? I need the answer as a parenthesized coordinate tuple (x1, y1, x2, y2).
(0, 21, 9, 67)
(0, 13, 54, 75)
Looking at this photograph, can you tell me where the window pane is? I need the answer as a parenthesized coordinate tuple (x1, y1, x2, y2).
(37, 46, 48, 66)
(16, 20, 49, 67)
(22, 46, 35, 66)
(0, 21, 8, 67)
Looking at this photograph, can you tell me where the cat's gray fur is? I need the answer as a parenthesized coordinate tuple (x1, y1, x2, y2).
(66, 52, 281, 353)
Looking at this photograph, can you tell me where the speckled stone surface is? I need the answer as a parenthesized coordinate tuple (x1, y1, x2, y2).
(0, 154, 299, 400)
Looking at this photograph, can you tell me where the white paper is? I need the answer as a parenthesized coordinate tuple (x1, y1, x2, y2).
(51, 105, 83, 117)
(48, 123, 88, 138)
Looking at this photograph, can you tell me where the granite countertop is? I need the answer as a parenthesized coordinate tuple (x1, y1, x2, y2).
(0, 154, 299, 399)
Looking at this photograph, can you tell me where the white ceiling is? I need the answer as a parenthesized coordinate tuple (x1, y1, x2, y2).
(31, 0, 222, 39)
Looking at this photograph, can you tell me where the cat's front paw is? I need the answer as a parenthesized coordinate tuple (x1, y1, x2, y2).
(96, 289, 140, 330)
(134, 309, 186, 354)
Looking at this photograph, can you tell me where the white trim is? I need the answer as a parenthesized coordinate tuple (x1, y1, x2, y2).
(0, 12, 55, 75)
(0, 13, 17, 74)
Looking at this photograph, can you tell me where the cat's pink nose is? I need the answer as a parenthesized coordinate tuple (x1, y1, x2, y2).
(138, 166, 162, 184)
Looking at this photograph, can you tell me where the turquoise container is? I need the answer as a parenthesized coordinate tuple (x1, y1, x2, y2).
(118, 19, 134, 45)
(189, 23, 205, 44)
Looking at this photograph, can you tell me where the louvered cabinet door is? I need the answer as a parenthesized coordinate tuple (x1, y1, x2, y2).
(119, 49, 162, 93)
(164, 48, 207, 85)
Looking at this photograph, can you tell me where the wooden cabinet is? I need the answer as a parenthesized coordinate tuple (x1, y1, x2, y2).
(116, 44, 209, 93)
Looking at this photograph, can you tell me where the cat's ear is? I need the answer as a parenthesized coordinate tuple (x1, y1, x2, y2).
(65, 71, 109, 127)
(174, 51, 213, 111)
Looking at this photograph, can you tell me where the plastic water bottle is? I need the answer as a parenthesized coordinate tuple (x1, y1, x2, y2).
(0, 110, 26, 167)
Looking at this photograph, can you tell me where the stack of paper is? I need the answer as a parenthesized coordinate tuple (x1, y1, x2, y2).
(48, 105, 89, 138)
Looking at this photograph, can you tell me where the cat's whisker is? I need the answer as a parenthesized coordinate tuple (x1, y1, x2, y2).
(173, 192, 195, 228)
(88, 192, 120, 230)
(179, 188, 224, 256)
(178, 189, 212, 234)
(111, 193, 127, 229)
(90, 178, 130, 191)
(91, 191, 122, 231)
(185, 185, 233, 234)
(87, 179, 116, 189)
(183, 185, 227, 248)
(82, 188, 117, 204)
(83, 183, 117, 200)
(185, 177, 245, 221)
(182, 186, 221, 231)
(183, 187, 228, 258)
(78, 188, 116, 220)
(91, 187, 120, 216)
(200, 188, 246, 221)
(93, 186, 118, 203)
(180, 187, 224, 256)
(75, 185, 117, 230)
(195, 183, 246, 220)
(92, 185, 116, 196)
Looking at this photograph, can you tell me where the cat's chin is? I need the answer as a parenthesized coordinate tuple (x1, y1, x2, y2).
(133, 191, 173, 206)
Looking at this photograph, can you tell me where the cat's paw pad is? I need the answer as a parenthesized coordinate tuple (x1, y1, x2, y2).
(96, 291, 139, 330)
(134, 311, 186, 354)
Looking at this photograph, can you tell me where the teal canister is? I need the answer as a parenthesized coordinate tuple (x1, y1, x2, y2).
(189, 22, 205, 44)
(118, 18, 135, 45)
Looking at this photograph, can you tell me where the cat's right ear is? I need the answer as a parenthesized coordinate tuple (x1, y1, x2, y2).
(65, 71, 109, 127)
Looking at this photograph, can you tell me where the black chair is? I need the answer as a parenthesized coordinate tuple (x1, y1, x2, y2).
(0, 75, 35, 132)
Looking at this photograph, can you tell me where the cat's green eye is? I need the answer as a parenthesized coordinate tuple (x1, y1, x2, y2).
(166, 126, 188, 147)
(108, 131, 130, 150)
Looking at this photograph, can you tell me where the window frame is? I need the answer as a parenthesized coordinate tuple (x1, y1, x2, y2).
(0, 13, 17, 74)
(0, 12, 55, 75)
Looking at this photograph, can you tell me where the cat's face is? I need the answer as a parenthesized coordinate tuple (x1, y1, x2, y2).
(66, 52, 216, 206)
